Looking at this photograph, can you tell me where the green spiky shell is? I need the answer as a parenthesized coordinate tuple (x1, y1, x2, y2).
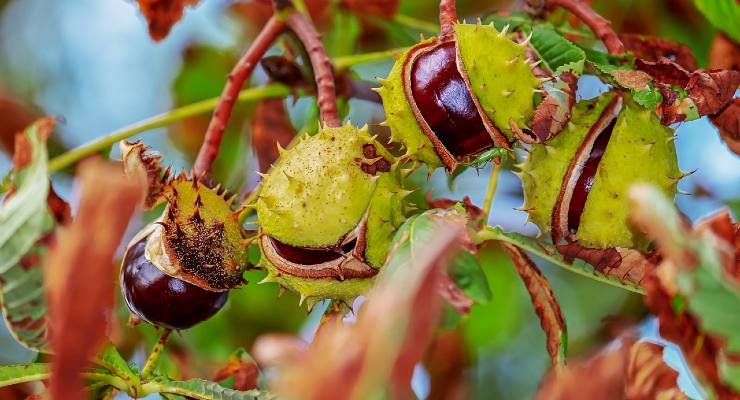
(258, 125, 409, 305)
(377, 23, 539, 167)
(159, 176, 247, 290)
(520, 93, 680, 250)
(364, 173, 411, 267)
(257, 124, 398, 248)
(377, 38, 443, 169)
(455, 23, 540, 140)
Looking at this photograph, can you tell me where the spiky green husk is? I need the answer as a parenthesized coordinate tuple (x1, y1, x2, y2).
(520, 93, 617, 234)
(578, 98, 679, 249)
(520, 93, 680, 250)
(455, 23, 539, 140)
(364, 173, 411, 267)
(160, 177, 247, 290)
(376, 39, 444, 169)
(260, 266, 374, 310)
(257, 124, 396, 248)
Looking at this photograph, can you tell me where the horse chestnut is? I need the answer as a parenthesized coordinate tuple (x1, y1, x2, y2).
(121, 233, 227, 329)
(378, 23, 541, 170)
(256, 124, 410, 308)
(519, 92, 682, 250)
(118, 143, 249, 327)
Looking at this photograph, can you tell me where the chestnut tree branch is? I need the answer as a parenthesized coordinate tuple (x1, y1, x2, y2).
(193, 15, 287, 178)
(543, 0, 625, 54)
(438, 0, 458, 41)
(285, 11, 341, 128)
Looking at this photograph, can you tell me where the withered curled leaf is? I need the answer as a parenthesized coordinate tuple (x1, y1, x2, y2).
(710, 98, 740, 156)
(502, 243, 567, 367)
(536, 333, 686, 400)
(46, 159, 144, 400)
(619, 33, 697, 70)
(634, 59, 740, 125)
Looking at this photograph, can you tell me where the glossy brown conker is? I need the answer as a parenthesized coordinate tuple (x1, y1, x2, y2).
(121, 235, 228, 330)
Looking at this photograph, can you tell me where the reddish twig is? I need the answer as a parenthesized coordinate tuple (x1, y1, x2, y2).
(286, 12, 341, 128)
(545, 0, 625, 54)
(193, 15, 286, 178)
(438, 0, 457, 41)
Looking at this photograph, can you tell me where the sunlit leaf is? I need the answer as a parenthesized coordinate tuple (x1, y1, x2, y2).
(693, 0, 740, 43)
(0, 363, 49, 388)
(476, 226, 645, 294)
(149, 378, 274, 400)
(0, 118, 57, 351)
(530, 25, 585, 75)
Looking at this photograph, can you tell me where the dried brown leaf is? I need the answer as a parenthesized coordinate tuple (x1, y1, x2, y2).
(710, 98, 740, 155)
(536, 335, 633, 400)
(45, 159, 144, 400)
(260, 56, 306, 87)
(626, 341, 686, 400)
(635, 59, 740, 125)
(212, 351, 260, 391)
(502, 243, 567, 367)
(0, 96, 38, 154)
(619, 33, 697, 70)
(270, 224, 462, 400)
(611, 69, 652, 91)
(529, 71, 579, 143)
(709, 33, 740, 71)
(251, 98, 295, 173)
(425, 193, 484, 222)
(135, 0, 199, 41)
(556, 242, 658, 287)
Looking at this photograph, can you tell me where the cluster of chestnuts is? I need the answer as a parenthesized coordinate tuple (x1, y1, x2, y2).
(117, 20, 684, 330)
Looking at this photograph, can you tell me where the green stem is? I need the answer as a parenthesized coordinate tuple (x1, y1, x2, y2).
(140, 329, 172, 379)
(482, 163, 502, 220)
(82, 372, 130, 394)
(48, 84, 294, 173)
(334, 48, 407, 70)
(393, 14, 439, 33)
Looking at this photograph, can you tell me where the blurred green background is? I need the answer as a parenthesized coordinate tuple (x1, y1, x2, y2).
(0, 0, 737, 398)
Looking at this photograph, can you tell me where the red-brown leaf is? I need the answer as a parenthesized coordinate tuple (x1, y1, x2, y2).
(251, 98, 295, 173)
(529, 71, 579, 143)
(619, 33, 697, 70)
(423, 329, 470, 400)
(710, 98, 740, 155)
(626, 341, 685, 400)
(135, 0, 199, 41)
(502, 243, 567, 367)
(556, 242, 658, 287)
(635, 59, 740, 125)
(212, 351, 260, 391)
(709, 33, 740, 71)
(45, 160, 144, 399)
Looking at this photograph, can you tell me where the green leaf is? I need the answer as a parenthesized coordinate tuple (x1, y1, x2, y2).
(632, 85, 663, 108)
(530, 25, 586, 75)
(94, 344, 143, 395)
(449, 252, 492, 304)
(0, 363, 49, 388)
(147, 379, 275, 400)
(693, 0, 740, 43)
(476, 226, 645, 294)
(323, 8, 361, 57)
(0, 120, 55, 351)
